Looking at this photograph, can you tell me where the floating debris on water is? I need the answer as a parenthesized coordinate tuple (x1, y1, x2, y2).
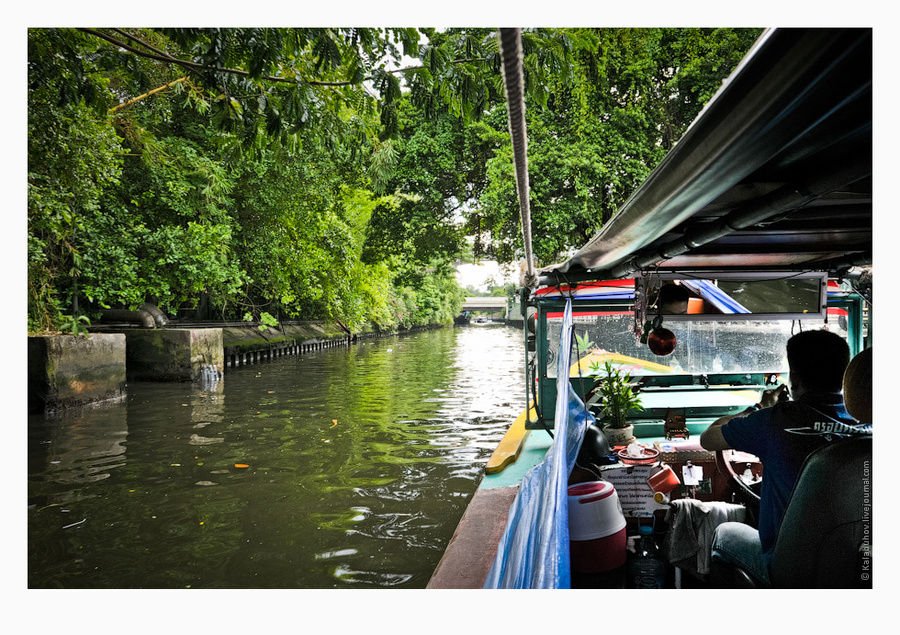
(189, 434, 224, 445)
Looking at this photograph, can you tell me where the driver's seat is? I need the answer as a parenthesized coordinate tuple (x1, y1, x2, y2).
(724, 346, 873, 588)
(720, 435, 873, 588)
(767, 435, 872, 588)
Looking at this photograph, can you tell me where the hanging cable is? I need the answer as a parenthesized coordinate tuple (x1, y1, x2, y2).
(499, 28, 539, 289)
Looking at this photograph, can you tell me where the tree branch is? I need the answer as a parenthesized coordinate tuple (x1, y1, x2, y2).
(109, 28, 172, 60)
(393, 58, 492, 74)
(80, 28, 355, 86)
(80, 29, 493, 90)
(109, 76, 189, 113)
(81, 28, 204, 72)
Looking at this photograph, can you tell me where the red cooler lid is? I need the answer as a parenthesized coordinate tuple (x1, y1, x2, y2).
(567, 481, 614, 502)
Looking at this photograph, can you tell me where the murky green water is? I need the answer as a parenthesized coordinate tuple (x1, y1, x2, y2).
(27, 325, 525, 589)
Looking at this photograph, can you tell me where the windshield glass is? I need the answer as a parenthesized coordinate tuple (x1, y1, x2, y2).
(546, 310, 849, 378)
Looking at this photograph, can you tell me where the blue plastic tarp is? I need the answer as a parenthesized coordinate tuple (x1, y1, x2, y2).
(681, 279, 750, 314)
(483, 299, 593, 588)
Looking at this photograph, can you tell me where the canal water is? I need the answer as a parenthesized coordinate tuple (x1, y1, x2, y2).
(27, 324, 526, 589)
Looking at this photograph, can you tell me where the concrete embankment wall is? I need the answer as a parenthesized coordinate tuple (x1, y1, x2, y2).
(222, 322, 351, 367)
(126, 328, 225, 381)
(28, 322, 444, 412)
(220, 322, 436, 367)
(28, 333, 127, 413)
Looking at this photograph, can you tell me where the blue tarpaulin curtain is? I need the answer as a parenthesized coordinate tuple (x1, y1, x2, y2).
(483, 298, 593, 588)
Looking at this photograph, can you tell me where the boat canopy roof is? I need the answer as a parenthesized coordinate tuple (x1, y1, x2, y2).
(540, 28, 872, 285)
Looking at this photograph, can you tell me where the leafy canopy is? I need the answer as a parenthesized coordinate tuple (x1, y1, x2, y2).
(27, 26, 761, 335)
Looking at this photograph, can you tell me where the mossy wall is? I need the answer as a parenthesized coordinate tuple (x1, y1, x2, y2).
(28, 333, 127, 412)
(28, 322, 446, 412)
(125, 328, 224, 381)
(222, 323, 349, 357)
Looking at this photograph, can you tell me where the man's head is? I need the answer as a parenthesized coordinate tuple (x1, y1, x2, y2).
(786, 329, 851, 395)
(843, 347, 872, 423)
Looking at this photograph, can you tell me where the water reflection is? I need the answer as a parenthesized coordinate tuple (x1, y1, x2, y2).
(29, 400, 128, 500)
(28, 326, 525, 588)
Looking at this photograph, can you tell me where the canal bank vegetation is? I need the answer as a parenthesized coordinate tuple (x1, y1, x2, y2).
(28, 28, 760, 336)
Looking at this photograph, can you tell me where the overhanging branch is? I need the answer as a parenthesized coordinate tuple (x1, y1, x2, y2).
(109, 76, 189, 113)
(80, 28, 492, 89)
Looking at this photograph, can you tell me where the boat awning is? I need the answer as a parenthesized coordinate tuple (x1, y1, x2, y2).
(541, 28, 872, 284)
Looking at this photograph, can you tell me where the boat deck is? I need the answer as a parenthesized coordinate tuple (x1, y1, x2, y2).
(429, 415, 754, 588)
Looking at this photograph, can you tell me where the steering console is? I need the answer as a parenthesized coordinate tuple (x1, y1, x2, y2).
(715, 449, 761, 527)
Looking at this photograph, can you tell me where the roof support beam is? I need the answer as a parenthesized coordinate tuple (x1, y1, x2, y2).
(606, 148, 872, 279)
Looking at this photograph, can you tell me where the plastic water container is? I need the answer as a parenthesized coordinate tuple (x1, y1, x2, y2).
(567, 481, 627, 573)
(626, 525, 667, 588)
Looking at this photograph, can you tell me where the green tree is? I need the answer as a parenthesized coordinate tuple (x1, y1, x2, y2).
(27, 27, 492, 332)
(469, 27, 762, 266)
(387, 257, 465, 328)
(78, 130, 247, 314)
(27, 27, 761, 335)
(27, 78, 123, 331)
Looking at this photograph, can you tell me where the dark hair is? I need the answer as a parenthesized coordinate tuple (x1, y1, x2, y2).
(786, 329, 851, 392)
(843, 347, 872, 422)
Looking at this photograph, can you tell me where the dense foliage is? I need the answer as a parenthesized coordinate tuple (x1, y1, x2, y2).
(472, 28, 762, 265)
(27, 27, 760, 334)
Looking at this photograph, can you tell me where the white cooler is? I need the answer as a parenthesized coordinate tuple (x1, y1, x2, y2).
(567, 481, 627, 573)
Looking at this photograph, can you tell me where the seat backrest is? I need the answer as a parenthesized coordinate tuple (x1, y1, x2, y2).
(770, 436, 872, 588)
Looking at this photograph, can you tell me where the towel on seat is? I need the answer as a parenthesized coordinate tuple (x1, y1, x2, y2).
(663, 499, 747, 575)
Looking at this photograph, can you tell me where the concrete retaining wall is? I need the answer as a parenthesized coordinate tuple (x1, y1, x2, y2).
(28, 322, 451, 412)
(222, 323, 348, 366)
(28, 333, 127, 413)
(220, 323, 436, 368)
(124, 328, 224, 381)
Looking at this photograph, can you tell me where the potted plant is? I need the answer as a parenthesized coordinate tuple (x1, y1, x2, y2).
(586, 361, 644, 446)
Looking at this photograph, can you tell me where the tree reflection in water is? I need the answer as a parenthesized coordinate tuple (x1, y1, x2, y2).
(28, 326, 525, 588)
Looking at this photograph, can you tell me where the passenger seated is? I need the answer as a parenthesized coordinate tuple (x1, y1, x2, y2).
(700, 330, 870, 586)
(766, 347, 872, 588)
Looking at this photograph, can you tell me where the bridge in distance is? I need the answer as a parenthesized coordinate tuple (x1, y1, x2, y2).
(461, 297, 508, 314)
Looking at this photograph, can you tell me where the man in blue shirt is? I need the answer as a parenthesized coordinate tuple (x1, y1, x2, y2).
(700, 329, 870, 586)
